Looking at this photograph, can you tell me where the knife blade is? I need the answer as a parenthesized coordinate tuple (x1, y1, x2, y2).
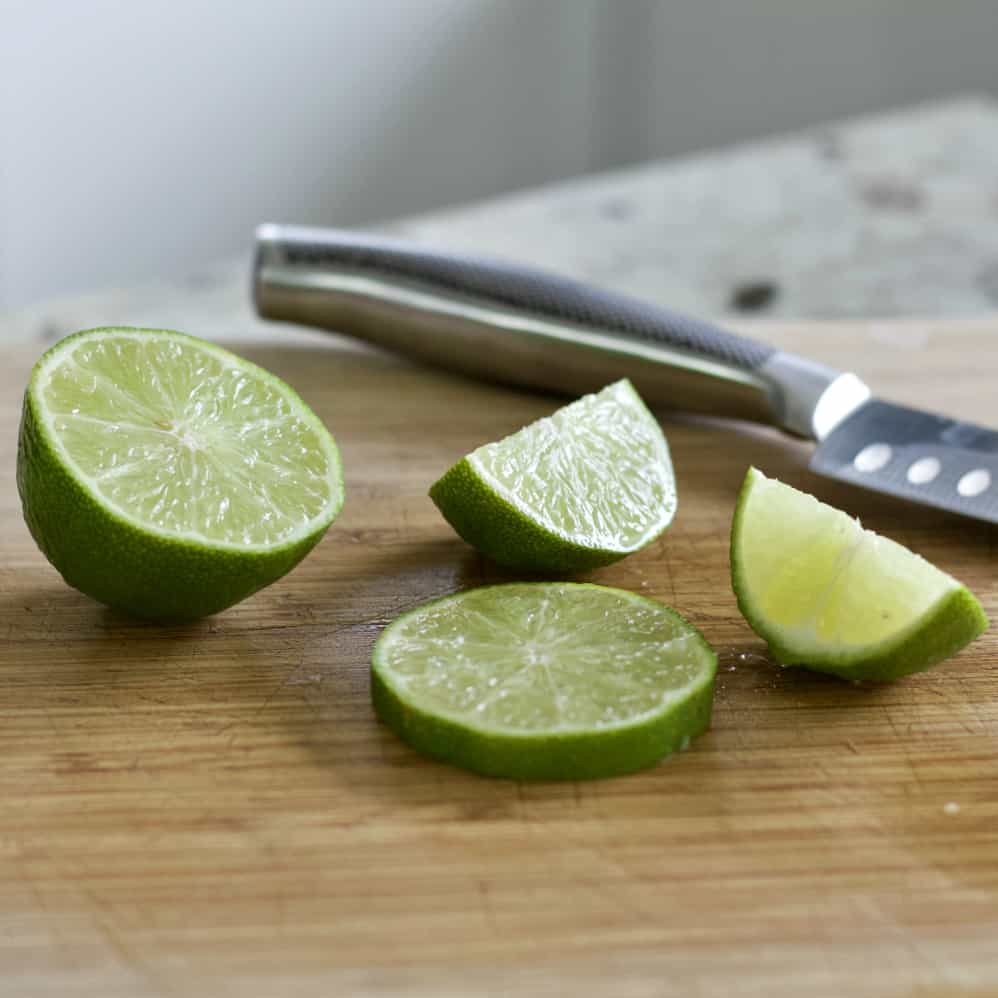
(811, 399, 998, 521)
(252, 223, 998, 525)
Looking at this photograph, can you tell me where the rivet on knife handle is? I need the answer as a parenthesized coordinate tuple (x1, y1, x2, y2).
(252, 223, 868, 439)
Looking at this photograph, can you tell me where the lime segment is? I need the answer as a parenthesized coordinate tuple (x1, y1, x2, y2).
(429, 380, 676, 572)
(730, 467, 988, 680)
(372, 582, 717, 780)
(18, 327, 344, 619)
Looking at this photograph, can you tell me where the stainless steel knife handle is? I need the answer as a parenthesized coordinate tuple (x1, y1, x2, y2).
(253, 224, 869, 439)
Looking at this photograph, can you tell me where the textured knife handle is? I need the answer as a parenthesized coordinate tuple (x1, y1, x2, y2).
(258, 226, 775, 371)
(254, 224, 854, 435)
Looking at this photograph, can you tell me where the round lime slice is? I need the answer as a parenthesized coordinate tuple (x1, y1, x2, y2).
(731, 467, 988, 681)
(17, 327, 344, 619)
(372, 582, 717, 780)
(429, 379, 676, 572)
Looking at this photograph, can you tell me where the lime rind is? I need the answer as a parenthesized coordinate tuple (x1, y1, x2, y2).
(429, 380, 676, 572)
(372, 582, 717, 780)
(430, 458, 618, 573)
(731, 467, 988, 681)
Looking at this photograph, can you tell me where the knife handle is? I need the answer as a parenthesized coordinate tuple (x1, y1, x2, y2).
(253, 224, 867, 438)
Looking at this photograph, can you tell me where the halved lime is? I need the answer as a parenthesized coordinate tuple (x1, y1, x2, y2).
(731, 467, 988, 681)
(429, 380, 676, 572)
(17, 327, 344, 619)
(372, 582, 717, 780)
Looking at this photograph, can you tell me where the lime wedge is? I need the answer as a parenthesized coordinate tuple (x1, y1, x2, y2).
(429, 380, 676, 572)
(372, 582, 717, 780)
(731, 467, 988, 681)
(17, 327, 344, 619)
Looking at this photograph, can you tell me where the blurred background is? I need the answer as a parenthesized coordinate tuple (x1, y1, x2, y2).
(4, 0, 998, 312)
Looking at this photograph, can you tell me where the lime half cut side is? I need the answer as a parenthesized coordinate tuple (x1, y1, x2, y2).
(372, 582, 717, 780)
(730, 467, 988, 681)
(429, 379, 676, 572)
(17, 327, 344, 619)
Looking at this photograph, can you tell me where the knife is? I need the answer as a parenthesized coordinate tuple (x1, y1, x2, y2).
(252, 223, 998, 525)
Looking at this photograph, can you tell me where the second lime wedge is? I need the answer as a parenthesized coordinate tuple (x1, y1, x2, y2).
(731, 467, 988, 681)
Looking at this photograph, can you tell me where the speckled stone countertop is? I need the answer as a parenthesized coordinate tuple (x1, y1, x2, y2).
(5, 96, 998, 346)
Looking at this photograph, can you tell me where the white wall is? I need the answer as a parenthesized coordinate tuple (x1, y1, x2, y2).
(591, 1, 998, 168)
(3, 1, 998, 311)
(0, 0, 597, 309)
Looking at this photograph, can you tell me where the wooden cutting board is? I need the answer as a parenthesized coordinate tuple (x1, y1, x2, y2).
(1, 319, 996, 998)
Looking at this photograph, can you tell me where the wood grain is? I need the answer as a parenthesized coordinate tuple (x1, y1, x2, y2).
(0, 320, 996, 998)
